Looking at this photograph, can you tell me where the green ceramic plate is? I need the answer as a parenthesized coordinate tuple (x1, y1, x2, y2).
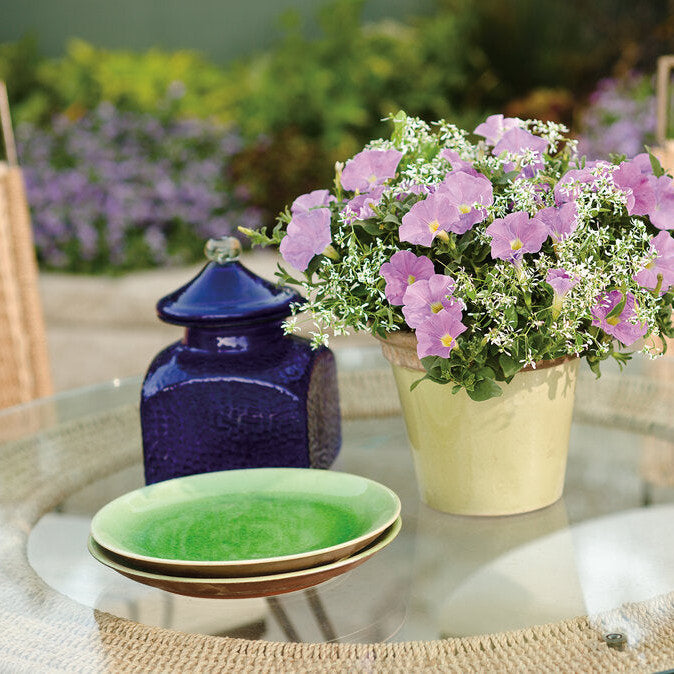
(87, 517, 402, 599)
(90, 468, 401, 577)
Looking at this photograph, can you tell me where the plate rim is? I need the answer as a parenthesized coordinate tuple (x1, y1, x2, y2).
(90, 467, 401, 569)
(88, 516, 402, 585)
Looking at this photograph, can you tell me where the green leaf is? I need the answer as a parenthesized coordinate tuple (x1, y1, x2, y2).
(587, 357, 602, 379)
(410, 375, 428, 391)
(305, 254, 324, 277)
(499, 353, 520, 378)
(467, 378, 503, 402)
(420, 355, 443, 378)
(382, 214, 401, 226)
(391, 110, 408, 147)
(505, 304, 518, 327)
(477, 366, 495, 379)
(355, 219, 383, 236)
(606, 292, 626, 320)
(646, 147, 665, 178)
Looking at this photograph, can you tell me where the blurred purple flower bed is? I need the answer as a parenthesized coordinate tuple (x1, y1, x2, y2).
(577, 73, 656, 160)
(17, 103, 261, 273)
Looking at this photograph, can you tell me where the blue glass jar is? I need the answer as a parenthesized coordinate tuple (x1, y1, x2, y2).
(140, 237, 341, 484)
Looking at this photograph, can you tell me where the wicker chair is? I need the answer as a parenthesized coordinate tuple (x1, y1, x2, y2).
(0, 81, 52, 409)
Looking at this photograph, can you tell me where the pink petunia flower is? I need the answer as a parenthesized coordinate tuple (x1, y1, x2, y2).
(535, 203, 578, 242)
(399, 192, 460, 247)
(493, 128, 549, 177)
(437, 171, 494, 234)
(634, 230, 674, 295)
(485, 211, 549, 263)
(647, 176, 674, 230)
(415, 310, 468, 359)
(546, 268, 579, 296)
(473, 114, 522, 145)
(340, 149, 403, 193)
(345, 185, 385, 220)
(439, 149, 480, 176)
(590, 290, 647, 346)
(379, 250, 435, 305)
(279, 208, 332, 271)
(402, 274, 461, 329)
(613, 156, 656, 216)
(291, 189, 336, 214)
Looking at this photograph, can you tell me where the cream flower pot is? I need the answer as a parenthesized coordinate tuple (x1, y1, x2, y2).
(379, 332, 579, 516)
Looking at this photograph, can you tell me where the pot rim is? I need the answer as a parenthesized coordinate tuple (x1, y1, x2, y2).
(375, 331, 579, 373)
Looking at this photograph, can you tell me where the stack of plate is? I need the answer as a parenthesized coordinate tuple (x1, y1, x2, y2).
(88, 467, 401, 599)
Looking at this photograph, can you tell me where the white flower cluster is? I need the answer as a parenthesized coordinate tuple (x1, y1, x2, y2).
(523, 119, 573, 155)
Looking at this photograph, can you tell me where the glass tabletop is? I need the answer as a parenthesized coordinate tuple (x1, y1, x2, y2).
(3, 351, 674, 657)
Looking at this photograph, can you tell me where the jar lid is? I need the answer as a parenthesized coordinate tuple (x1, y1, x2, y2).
(156, 237, 303, 327)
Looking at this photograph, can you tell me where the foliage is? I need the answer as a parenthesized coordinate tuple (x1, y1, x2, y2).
(17, 104, 258, 273)
(3, 39, 237, 127)
(243, 112, 674, 400)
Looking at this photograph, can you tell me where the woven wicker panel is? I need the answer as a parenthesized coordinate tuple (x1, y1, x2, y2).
(0, 81, 53, 409)
(3, 165, 52, 399)
(0, 163, 32, 407)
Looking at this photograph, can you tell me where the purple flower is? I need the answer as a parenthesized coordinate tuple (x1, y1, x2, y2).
(291, 189, 335, 214)
(415, 310, 468, 359)
(554, 167, 599, 205)
(437, 171, 494, 234)
(634, 230, 674, 295)
(647, 176, 674, 230)
(613, 156, 656, 216)
(546, 268, 579, 296)
(473, 114, 522, 145)
(485, 211, 549, 263)
(439, 149, 479, 175)
(402, 274, 460, 329)
(535, 203, 578, 242)
(340, 149, 403, 193)
(399, 192, 460, 247)
(493, 128, 549, 176)
(345, 185, 385, 220)
(279, 208, 332, 271)
(379, 250, 435, 305)
(591, 290, 647, 346)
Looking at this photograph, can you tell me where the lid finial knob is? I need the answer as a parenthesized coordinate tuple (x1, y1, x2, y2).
(205, 237, 241, 264)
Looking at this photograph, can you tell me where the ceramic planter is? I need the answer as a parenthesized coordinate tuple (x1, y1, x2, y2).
(379, 332, 579, 516)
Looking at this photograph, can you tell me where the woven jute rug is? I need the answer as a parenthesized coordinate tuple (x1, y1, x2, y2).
(2, 371, 674, 672)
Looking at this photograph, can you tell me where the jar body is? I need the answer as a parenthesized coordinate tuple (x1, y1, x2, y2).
(141, 324, 341, 484)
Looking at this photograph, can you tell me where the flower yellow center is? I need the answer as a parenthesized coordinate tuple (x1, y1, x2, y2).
(440, 333, 454, 348)
(407, 274, 416, 285)
(430, 301, 444, 313)
(510, 238, 523, 251)
(459, 204, 471, 214)
(606, 315, 621, 326)
(646, 261, 656, 270)
(428, 219, 440, 233)
(368, 173, 378, 184)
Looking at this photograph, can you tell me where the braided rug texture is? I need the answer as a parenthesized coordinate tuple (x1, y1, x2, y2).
(1, 372, 674, 672)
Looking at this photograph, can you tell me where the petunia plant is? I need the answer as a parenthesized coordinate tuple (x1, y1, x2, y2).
(241, 111, 674, 401)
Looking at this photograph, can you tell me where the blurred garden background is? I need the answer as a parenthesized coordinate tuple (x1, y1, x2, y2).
(2, 0, 674, 388)
(2, 0, 674, 274)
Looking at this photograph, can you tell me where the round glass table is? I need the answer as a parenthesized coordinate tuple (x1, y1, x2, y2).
(2, 349, 674, 671)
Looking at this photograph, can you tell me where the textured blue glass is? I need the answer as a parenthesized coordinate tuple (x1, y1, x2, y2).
(141, 256, 341, 485)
